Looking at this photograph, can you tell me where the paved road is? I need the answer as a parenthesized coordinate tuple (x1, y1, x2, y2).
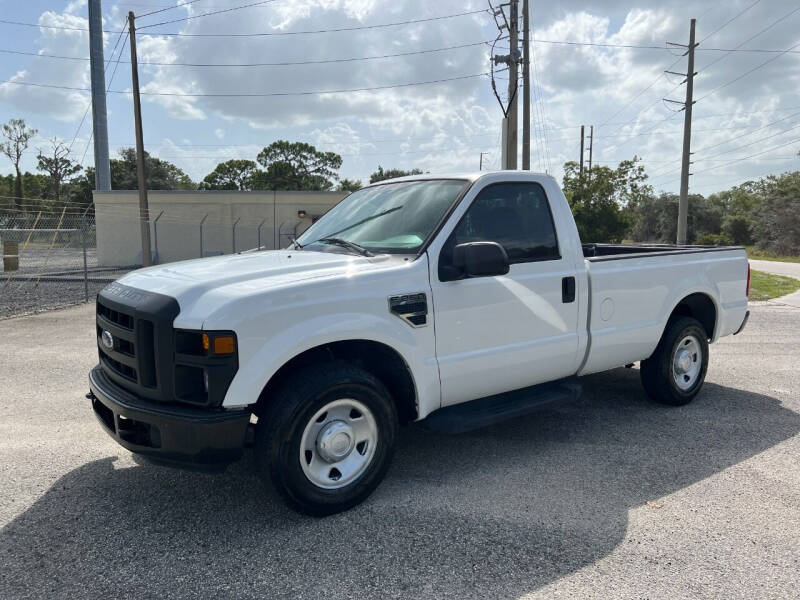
(1, 303, 799, 599)
(749, 259, 800, 278)
(749, 260, 800, 308)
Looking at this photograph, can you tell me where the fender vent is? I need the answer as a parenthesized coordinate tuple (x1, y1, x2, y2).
(389, 293, 428, 328)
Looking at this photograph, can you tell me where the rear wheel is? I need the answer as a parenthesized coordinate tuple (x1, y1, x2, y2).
(640, 316, 709, 406)
(254, 362, 398, 515)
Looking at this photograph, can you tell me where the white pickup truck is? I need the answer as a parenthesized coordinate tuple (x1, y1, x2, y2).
(88, 171, 750, 514)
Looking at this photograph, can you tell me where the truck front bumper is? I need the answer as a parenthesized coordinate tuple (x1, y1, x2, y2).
(88, 365, 250, 471)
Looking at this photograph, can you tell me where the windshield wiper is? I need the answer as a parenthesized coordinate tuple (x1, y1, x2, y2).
(317, 237, 374, 257)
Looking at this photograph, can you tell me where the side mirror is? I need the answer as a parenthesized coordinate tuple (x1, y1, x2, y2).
(451, 241, 509, 279)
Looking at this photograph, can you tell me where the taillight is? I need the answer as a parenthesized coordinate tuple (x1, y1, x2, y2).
(746, 262, 751, 297)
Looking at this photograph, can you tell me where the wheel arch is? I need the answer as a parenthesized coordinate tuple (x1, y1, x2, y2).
(667, 292, 718, 340)
(255, 339, 419, 425)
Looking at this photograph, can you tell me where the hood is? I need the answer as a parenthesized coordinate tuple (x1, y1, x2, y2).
(117, 250, 398, 327)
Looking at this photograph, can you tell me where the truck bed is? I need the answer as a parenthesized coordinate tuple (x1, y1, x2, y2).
(578, 245, 749, 377)
(582, 243, 745, 260)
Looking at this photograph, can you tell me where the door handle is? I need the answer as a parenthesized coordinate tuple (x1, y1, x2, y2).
(562, 276, 576, 303)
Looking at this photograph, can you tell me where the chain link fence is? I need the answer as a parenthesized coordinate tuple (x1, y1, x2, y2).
(0, 205, 311, 318)
(0, 208, 128, 318)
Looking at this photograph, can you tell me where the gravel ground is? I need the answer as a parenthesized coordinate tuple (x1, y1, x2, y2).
(1, 248, 131, 318)
(0, 302, 798, 599)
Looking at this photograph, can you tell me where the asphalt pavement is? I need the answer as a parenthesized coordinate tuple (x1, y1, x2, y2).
(1, 302, 799, 599)
(749, 259, 800, 308)
(749, 259, 800, 279)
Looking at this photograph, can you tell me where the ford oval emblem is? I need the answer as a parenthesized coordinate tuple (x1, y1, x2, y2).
(101, 330, 114, 350)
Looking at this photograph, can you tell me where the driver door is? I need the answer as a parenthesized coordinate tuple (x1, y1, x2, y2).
(429, 181, 581, 406)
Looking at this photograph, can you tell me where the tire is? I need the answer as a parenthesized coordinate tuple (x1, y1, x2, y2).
(254, 361, 398, 516)
(640, 316, 709, 406)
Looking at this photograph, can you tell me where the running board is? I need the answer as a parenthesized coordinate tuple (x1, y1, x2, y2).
(422, 379, 581, 434)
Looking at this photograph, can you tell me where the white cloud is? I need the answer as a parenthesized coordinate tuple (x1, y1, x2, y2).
(0, 11, 91, 122)
(2, 0, 799, 190)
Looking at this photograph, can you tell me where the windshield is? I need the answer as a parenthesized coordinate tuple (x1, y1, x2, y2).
(295, 179, 468, 254)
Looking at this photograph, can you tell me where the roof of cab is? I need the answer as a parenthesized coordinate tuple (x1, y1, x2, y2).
(361, 170, 557, 187)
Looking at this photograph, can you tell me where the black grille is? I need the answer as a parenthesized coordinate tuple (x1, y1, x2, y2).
(96, 294, 146, 387)
(97, 302, 134, 330)
(96, 283, 180, 404)
(101, 353, 137, 381)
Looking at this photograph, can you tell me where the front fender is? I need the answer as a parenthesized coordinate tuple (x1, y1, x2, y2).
(222, 311, 441, 419)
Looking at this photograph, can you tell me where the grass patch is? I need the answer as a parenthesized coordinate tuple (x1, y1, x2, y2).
(749, 270, 800, 301)
(745, 247, 800, 263)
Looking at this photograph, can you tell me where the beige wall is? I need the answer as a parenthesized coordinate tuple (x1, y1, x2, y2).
(93, 190, 347, 266)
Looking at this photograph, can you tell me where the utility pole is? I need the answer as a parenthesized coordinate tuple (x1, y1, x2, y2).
(490, 0, 520, 170)
(88, 0, 111, 191)
(579, 125, 585, 179)
(505, 0, 519, 169)
(587, 125, 594, 178)
(521, 0, 530, 170)
(666, 18, 697, 245)
(479, 152, 487, 170)
(128, 11, 152, 267)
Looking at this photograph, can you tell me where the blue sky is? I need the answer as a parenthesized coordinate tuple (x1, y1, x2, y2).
(1, 0, 799, 192)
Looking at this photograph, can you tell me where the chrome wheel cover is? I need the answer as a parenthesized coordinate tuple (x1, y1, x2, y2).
(299, 398, 378, 489)
(672, 334, 702, 391)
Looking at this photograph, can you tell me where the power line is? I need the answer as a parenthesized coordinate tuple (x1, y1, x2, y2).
(137, 0, 280, 30)
(694, 109, 800, 153)
(650, 120, 800, 180)
(589, 105, 800, 129)
(530, 37, 552, 172)
(592, 4, 792, 156)
(0, 39, 500, 67)
(129, 8, 491, 37)
(681, 135, 800, 178)
(698, 39, 800, 102)
(0, 8, 488, 36)
(107, 132, 500, 147)
(698, 0, 762, 43)
(136, 0, 206, 20)
(697, 5, 800, 75)
(595, 56, 683, 130)
(485, 39, 800, 53)
(1, 71, 496, 97)
(68, 20, 129, 157)
(80, 27, 130, 166)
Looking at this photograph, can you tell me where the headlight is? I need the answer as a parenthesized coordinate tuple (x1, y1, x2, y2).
(174, 330, 239, 406)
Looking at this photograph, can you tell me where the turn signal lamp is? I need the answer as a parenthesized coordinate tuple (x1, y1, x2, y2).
(213, 335, 236, 355)
(200, 332, 236, 355)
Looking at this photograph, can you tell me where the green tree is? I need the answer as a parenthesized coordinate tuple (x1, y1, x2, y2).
(0, 173, 13, 208)
(707, 183, 761, 246)
(1, 118, 38, 208)
(110, 148, 195, 190)
(640, 193, 723, 244)
(752, 171, 800, 255)
(255, 141, 342, 190)
(336, 178, 362, 192)
(562, 157, 653, 243)
(200, 159, 258, 190)
(21, 172, 52, 207)
(36, 138, 82, 202)
(369, 166, 423, 183)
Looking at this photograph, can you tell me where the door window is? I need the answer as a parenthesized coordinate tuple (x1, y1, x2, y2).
(440, 182, 560, 274)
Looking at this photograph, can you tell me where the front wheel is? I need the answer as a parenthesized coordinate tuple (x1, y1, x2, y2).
(640, 316, 709, 406)
(254, 362, 398, 516)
